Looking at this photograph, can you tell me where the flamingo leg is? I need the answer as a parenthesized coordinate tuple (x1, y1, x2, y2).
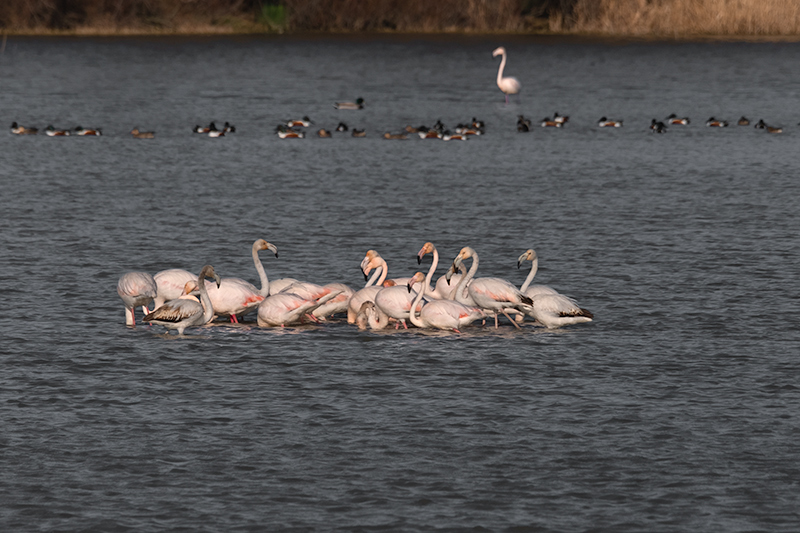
(230, 314, 239, 324)
(130, 308, 136, 327)
(502, 310, 522, 329)
(401, 319, 408, 330)
(453, 329, 462, 334)
(306, 314, 321, 323)
(505, 94, 509, 105)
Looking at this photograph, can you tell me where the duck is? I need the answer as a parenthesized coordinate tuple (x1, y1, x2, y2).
(666, 114, 690, 125)
(286, 116, 312, 127)
(754, 119, 767, 129)
(471, 117, 485, 129)
(193, 122, 215, 134)
(351, 128, 366, 137)
(598, 117, 623, 128)
(334, 97, 364, 110)
(74, 126, 101, 136)
(336, 122, 349, 132)
(540, 118, 562, 128)
(223, 122, 236, 133)
(706, 117, 729, 127)
(405, 125, 424, 133)
(208, 126, 225, 137)
(317, 128, 332, 138)
(553, 112, 569, 124)
(766, 125, 783, 134)
(383, 132, 407, 140)
(651, 121, 668, 134)
(441, 130, 467, 141)
(45, 125, 70, 136)
(130, 128, 155, 139)
(418, 129, 441, 139)
(432, 119, 446, 133)
(517, 115, 531, 132)
(10, 122, 38, 135)
(737, 116, 750, 126)
(275, 125, 305, 138)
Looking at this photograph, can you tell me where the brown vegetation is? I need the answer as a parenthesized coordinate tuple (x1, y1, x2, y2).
(560, 0, 800, 36)
(1, 0, 799, 36)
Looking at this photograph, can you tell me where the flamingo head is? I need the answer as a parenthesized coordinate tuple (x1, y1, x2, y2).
(453, 246, 474, 272)
(417, 242, 435, 264)
(517, 249, 537, 269)
(361, 250, 383, 279)
(492, 47, 506, 58)
(382, 279, 397, 288)
(444, 263, 457, 285)
(200, 265, 221, 288)
(254, 239, 279, 258)
(407, 271, 426, 293)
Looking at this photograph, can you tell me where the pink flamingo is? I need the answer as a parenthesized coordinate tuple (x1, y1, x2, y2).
(407, 269, 484, 333)
(117, 271, 158, 326)
(517, 249, 560, 299)
(492, 47, 521, 104)
(355, 301, 390, 331)
(257, 291, 341, 327)
(144, 265, 221, 335)
(452, 246, 533, 329)
(346, 250, 391, 323)
(153, 268, 196, 309)
(204, 239, 278, 323)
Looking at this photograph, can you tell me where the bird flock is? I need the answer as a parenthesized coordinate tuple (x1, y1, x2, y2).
(117, 240, 593, 336)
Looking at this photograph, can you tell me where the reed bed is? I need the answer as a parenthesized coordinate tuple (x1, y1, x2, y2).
(559, 0, 800, 36)
(1, 0, 800, 36)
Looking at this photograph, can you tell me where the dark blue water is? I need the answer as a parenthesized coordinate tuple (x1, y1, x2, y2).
(1, 35, 799, 531)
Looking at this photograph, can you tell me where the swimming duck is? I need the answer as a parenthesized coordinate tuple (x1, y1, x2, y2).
(334, 98, 364, 110)
(706, 117, 729, 127)
(737, 116, 750, 126)
(754, 119, 767, 129)
(471, 117, 485, 129)
(275, 125, 305, 138)
(766, 125, 783, 134)
(351, 128, 366, 137)
(441, 130, 467, 141)
(207, 126, 225, 137)
(598, 117, 623, 128)
(405, 125, 424, 133)
(74, 126, 101, 136)
(383, 132, 407, 140)
(540, 118, 562, 128)
(45, 125, 70, 136)
(193, 122, 216, 134)
(286, 116, 312, 127)
(457, 126, 482, 136)
(651, 121, 668, 134)
(432, 119, 446, 133)
(418, 129, 442, 139)
(130, 128, 155, 139)
(553, 112, 569, 124)
(10, 122, 38, 135)
(223, 122, 236, 133)
(318, 129, 332, 138)
(666, 114, 690, 125)
(336, 122, 349, 132)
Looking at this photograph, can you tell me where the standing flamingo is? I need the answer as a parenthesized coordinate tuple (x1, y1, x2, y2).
(517, 249, 560, 299)
(407, 270, 484, 334)
(257, 291, 341, 327)
(347, 250, 406, 323)
(452, 247, 533, 329)
(144, 265, 221, 335)
(117, 272, 158, 326)
(492, 47, 521, 104)
(205, 239, 278, 323)
(153, 268, 196, 309)
(312, 283, 355, 319)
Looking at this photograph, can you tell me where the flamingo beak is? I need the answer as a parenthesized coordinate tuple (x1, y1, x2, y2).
(214, 273, 221, 288)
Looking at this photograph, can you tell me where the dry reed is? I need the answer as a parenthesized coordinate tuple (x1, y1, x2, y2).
(561, 0, 800, 36)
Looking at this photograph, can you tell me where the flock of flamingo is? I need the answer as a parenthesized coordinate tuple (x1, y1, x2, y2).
(117, 240, 593, 335)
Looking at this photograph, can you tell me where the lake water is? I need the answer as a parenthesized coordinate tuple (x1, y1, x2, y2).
(1, 34, 799, 531)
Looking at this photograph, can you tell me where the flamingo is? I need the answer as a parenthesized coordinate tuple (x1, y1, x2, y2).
(452, 247, 533, 329)
(257, 291, 341, 327)
(144, 265, 221, 335)
(527, 293, 594, 329)
(517, 249, 560, 299)
(492, 47, 521, 105)
(407, 271, 484, 334)
(204, 239, 278, 323)
(153, 268, 197, 309)
(117, 272, 158, 326)
(374, 280, 425, 329)
(414, 242, 452, 300)
(347, 250, 409, 323)
(355, 301, 390, 331)
(312, 283, 355, 319)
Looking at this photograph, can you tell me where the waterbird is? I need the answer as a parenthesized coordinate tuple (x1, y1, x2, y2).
(144, 265, 221, 335)
(334, 98, 364, 110)
(540, 118, 562, 128)
(318, 128, 331, 137)
(10, 122, 38, 135)
(117, 271, 158, 326)
(598, 117, 623, 128)
(286, 116, 312, 127)
(492, 46, 521, 105)
(45, 125, 70, 136)
(666, 114, 690, 125)
(737, 116, 750, 126)
(351, 128, 366, 137)
(130, 128, 154, 139)
(74, 126, 101, 136)
(336, 122, 349, 132)
(383, 132, 407, 140)
(706, 117, 729, 127)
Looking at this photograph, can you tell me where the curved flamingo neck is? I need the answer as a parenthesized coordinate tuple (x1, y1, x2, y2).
(252, 244, 270, 296)
(375, 259, 388, 286)
(198, 268, 215, 324)
(497, 52, 507, 86)
(408, 275, 427, 329)
(520, 257, 538, 293)
(365, 266, 382, 287)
